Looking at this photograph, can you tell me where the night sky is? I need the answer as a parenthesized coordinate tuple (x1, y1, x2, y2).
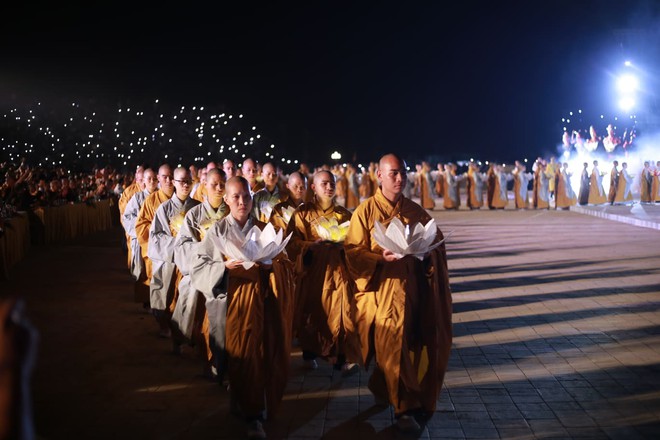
(2, 1, 659, 166)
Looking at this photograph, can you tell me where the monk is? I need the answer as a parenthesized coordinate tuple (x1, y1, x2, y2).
(149, 166, 199, 346)
(344, 164, 360, 210)
(588, 160, 607, 205)
(614, 162, 634, 204)
(242, 158, 263, 194)
(122, 168, 158, 306)
(608, 160, 619, 205)
(344, 154, 452, 433)
(191, 176, 294, 439)
(285, 170, 358, 374)
(252, 162, 288, 222)
(443, 163, 461, 210)
(118, 166, 144, 270)
(466, 162, 484, 209)
(417, 161, 435, 210)
(269, 171, 307, 232)
(173, 168, 228, 378)
(555, 162, 577, 209)
(135, 164, 175, 336)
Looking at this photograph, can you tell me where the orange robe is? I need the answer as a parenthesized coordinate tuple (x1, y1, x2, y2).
(488, 170, 507, 209)
(588, 169, 607, 205)
(614, 169, 634, 203)
(654, 170, 660, 202)
(192, 217, 294, 419)
(118, 181, 141, 270)
(344, 189, 452, 416)
(466, 168, 483, 209)
(607, 168, 619, 204)
(345, 169, 360, 210)
(286, 202, 357, 363)
(555, 170, 577, 209)
(418, 170, 435, 210)
(435, 171, 444, 198)
(135, 189, 171, 303)
(192, 184, 206, 203)
(640, 168, 653, 203)
(269, 198, 302, 233)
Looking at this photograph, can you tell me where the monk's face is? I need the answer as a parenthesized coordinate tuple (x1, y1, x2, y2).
(173, 168, 193, 199)
(312, 171, 336, 200)
(144, 170, 158, 192)
(224, 180, 253, 221)
(206, 172, 226, 206)
(262, 164, 278, 188)
(286, 174, 306, 202)
(158, 166, 174, 192)
(242, 160, 257, 183)
(378, 158, 406, 197)
(223, 161, 236, 179)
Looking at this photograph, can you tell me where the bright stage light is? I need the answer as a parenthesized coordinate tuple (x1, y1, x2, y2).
(619, 96, 635, 111)
(617, 74, 639, 94)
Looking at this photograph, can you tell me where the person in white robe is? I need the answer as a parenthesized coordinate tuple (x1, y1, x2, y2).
(148, 167, 199, 345)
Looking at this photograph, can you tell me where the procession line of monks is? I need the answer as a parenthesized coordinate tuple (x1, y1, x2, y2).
(118, 154, 452, 439)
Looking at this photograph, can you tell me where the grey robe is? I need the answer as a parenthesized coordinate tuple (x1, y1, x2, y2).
(121, 189, 150, 281)
(171, 199, 227, 340)
(190, 215, 263, 378)
(148, 195, 199, 311)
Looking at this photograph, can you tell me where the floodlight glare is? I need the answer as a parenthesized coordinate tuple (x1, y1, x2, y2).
(618, 96, 635, 111)
(616, 74, 639, 93)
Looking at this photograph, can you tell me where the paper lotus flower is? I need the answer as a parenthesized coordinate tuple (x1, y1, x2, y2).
(169, 211, 186, 236)
(210, 222, 292, 269)
(373, 217, 449, 260)
(259, 200, 274, 221)
(315, 216, 350, 243)
(280, 205, 296, 225)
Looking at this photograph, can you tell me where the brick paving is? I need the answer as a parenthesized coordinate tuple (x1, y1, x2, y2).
(5, 202, 660, 439)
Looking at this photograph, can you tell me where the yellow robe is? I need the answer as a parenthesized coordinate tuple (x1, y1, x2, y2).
(614, 170, 634, 203)
(192, 184, 206, 203)
(345, 169, 360, 210)
(135, 190, 171, 303)
(418, 170, 435, 210)
(652, 171, 660, 202)
(640, 169, 653, 203)
(512, 171, 528, 209)
(588, 171, 607, 205)
(118, 181, 141, 270)
(607, 168, 619, 204)
(285, 202, 357, 362)
(194, 217, 294, 418)
(344, 189, 452, 416)
(488, 170, 507, 209)
(269, 198, 302, 233)
(555, 170, 577, 209)
(466, 168, 483, 209)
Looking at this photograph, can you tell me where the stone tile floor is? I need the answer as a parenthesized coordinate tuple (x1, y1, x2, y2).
(5, 204, 660, 439)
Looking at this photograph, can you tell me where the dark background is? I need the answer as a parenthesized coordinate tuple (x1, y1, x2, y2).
(2, 1, 659, 167)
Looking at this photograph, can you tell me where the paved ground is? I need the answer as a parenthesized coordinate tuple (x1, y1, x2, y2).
(5, 202, 660, 439)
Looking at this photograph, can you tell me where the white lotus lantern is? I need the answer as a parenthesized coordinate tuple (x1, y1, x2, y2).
(210, 222, 291, 269)
(280, 205, 296, 225)
(315, 216, 350, 243)
(372, 217, 450, 260)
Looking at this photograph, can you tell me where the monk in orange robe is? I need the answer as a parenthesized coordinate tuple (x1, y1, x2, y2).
(286, 170, 358, 374)
(269, 171, 307, 232)
(417, 161, 435, 210)
(344, 154, 452, 433)
(191, 177, 294, 440)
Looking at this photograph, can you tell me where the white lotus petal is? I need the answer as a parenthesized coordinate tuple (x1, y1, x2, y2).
(372, 219, 452, 260)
